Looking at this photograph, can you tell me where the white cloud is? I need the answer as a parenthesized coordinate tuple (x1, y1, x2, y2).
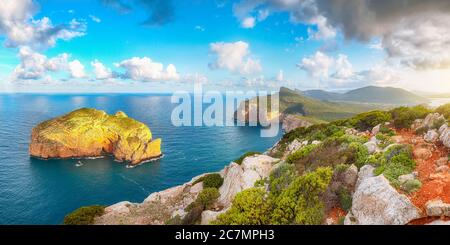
(298, 51, 333, 79)
(116, 57, 180, 82)
(89, 15, 101, 23)
(241, 17, 256, 28)
(0, 0, 85, 49)
(307, 15, 336, 40)
(276, 70, 284, 82)
(332, 54, 353, 80)
(12, 46, 69, 80)
(183, 73, 209, 84)
(91, 60, 113, 80)
(209, 41, 262, 75)
(69, 60, 87, 78)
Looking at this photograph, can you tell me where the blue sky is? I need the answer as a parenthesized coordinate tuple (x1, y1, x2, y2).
(1, 0, 449, 93)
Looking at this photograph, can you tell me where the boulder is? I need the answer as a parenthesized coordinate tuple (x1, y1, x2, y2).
(218, 155, 279, 208)
(424, 130, 439, 143)
(312, 140, 322, 145)
(426, 200, 450, 217)
(348, 166, 421, 225)
(287, 139, 303, 153)
(439, 125, 450, 148)
(330, 164, 358, 192)
(423, 113, 445, 129)
(364, 141, 378, 154)
(104, 201, 134, 215)
(372, 124, 381, 135)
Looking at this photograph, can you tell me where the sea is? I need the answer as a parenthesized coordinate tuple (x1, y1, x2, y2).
(0, 94, 282, 224)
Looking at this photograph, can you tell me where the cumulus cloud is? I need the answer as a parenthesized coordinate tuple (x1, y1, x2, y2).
(68, 60, 87, 78)
(298, 51, 334, 79)
(116, 57, 180, 82)
(0, 0, 85, 49)
(91, 60, 113, 79)
(11, 47, 91, 81)
(101, 0, 175, 26)
(209, 41, 262, 75)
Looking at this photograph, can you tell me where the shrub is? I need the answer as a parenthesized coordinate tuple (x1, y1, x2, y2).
(380, 125, 396, 136)
(350, 111, 392, 131)
(202, 174, 224, 189)
(432, 117, 447, 130)
(196, 188, 220, 209)
(63, 205, 105, 225)
(337, 187, 352, 212)
(286, 144, 319, 164)
(269, 163, 297, 197)
(348, 142, 369, 169)
(390, 105, 431, 129)
(234, 151, 260, 165)
(435, 103, 450, 120)
(401, 179, 422, 193)
(374, 145, 415, 184)
(214, 188, 272, 225)
(375, 133, 393, 149)
(271, 167, 333, 225)
(181, 204, 204, 225)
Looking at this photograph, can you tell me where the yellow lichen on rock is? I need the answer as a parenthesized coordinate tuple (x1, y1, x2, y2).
(29, 108, 162, 165)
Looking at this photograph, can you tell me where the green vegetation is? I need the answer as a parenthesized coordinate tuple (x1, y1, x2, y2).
(349, 110, 392, 131)
(213, 188, 272, 225)
(193, 174, 224, 189)
(337, 187, 353, 212)
(401, 179, 422, 194)
(214, 167, 333, 225)
(436, 103, 450, 120)
(390, 105, 431, 129)
(286, 144, 319, 164)
(181, 188, 220, 225)
(234, 152, 261, 165)
(374, 145, 416, 185)
(63, 205, 105, 225)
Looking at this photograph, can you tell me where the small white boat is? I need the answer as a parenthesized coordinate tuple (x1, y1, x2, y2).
(75, 161, 84, 167)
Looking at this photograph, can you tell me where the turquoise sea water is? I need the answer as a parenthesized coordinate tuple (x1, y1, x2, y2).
(0, 94, 281, 224)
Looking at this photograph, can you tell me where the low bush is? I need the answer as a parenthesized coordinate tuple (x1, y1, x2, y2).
(234, 152, 260, 165)
(196, 188, 220, 209)
(213, 188, 272, 225)
(435, 103, 450, 120)
(349, 110, 392, 131)
(269, 163, 297, 197)
(202, 174, 224, 189)
(379, 125, 396, 136)
(271, 167, 333, 225)
(337, 187, 352, 212)
(183, 188, 220, 225)
(286, 144, 319, 164)
(401, 179, 422, 193)
(390, 105, 431, 129)
(374, 145, 415, 184)
(63, 205, 105, 225)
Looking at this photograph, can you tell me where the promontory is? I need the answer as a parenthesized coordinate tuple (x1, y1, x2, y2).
(29, 108, 162, 165)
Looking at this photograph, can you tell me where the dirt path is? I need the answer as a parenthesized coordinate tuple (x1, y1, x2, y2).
(395, 129, 450, 223)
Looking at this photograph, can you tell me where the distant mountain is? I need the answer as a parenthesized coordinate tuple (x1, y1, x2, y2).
(302, 86, 428, 105)
(236, 87, 388, 123)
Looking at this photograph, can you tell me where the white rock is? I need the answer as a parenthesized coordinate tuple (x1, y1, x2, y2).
(372, 124, 381, 135)
(426, 200, 450, 217)
(364, 141, 378, 154)
(423, 113, 445, 129)
(439, 123, 448, 135)
(350, 170, 421, 225)
(439, 126, 450, 148)
(287, 139, 303, 153)
(144, 184, 185, 204)
(424, 129, 439, 143)
(218, 163, 244, 208)
(356, 165, 375, 188)
(171, 209, 187, 219)
(104, 201, 133, 215)
(189, 182, 203, 194)
(312, 140, 321, 145)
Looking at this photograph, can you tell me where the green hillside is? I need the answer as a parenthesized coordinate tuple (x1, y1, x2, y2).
(302, 86, 428, 105)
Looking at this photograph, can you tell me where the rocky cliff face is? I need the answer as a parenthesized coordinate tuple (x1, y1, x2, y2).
(29, 108, 162, 165)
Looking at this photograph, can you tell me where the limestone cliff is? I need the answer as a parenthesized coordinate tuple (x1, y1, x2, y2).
(29, 108, 162, 165)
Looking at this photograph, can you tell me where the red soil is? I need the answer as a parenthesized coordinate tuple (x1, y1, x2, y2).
(394, 129, 450, 214)
(326, 207, 347, 225)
